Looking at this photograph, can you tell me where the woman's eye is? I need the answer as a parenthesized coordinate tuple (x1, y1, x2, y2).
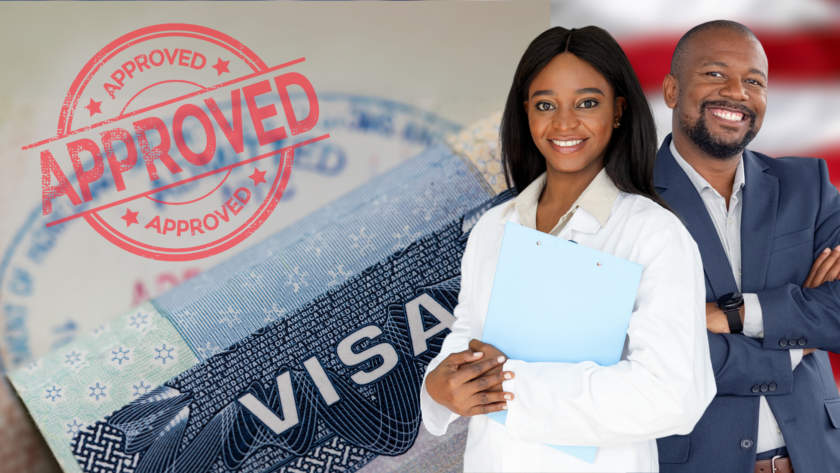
(579, 99, 598, 108)
(536, 102, 554, 111)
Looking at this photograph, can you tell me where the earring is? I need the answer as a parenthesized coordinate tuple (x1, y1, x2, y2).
(614, 121, 620, 128)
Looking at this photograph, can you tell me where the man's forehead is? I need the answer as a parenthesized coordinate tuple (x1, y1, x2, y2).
(685, 29, 767, 71)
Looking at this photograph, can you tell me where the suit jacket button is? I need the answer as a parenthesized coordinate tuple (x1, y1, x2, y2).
(751, 385, 760, 393)
(780, 339, 788, 347)
(789, 339, 799, 347)
(798, 338, 807, 346)
(740, 437, 754, 450)
(769, 383, 777, 391)
(760, 384, 769, 392)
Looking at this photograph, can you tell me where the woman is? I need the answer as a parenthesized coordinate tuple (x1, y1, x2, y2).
(420, 26, 716, 472)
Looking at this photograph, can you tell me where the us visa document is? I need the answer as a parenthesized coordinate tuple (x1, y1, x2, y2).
(9, 114, 510, 473)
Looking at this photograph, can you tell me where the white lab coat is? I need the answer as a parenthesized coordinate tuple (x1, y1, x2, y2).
(420, 192, 716, 472)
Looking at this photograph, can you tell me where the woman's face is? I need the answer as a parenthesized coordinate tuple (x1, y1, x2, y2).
(524, 52, 625, 176)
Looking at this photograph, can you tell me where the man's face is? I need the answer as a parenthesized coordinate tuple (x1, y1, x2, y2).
(673, 29, 768, 159)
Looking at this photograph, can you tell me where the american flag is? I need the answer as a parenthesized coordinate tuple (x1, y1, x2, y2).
(551, 0, 840, 390)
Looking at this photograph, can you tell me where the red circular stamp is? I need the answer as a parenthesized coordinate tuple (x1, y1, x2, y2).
(29, 24, 327, 260)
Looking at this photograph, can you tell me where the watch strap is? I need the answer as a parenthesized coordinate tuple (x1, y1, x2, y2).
(725, 308, 743, 334)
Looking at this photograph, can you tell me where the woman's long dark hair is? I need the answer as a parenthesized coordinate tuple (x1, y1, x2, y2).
(501, 26, 670, 210)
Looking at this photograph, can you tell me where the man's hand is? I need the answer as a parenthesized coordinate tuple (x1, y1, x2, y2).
(804, 246, 840, 289)
(800, 249, 840, 354)
(425, 344, 514, 417)
(707, 249, 833, 350)
(706, 302, 744, 334)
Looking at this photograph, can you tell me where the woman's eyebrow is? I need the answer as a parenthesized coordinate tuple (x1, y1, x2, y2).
(530, 89, 554, 98)
(575, 87, 604, 96)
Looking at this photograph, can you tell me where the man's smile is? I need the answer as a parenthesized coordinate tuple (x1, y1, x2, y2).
(707, 107, 746, 123)
(700, 101, 757, 132)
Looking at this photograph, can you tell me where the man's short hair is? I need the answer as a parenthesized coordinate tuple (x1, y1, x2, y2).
(670, 20, 759, 77)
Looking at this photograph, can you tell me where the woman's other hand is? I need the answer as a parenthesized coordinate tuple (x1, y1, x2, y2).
(425, 343, 514, 417)
(467, 339, 509, 392)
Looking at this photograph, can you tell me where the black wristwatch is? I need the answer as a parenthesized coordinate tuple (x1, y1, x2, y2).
(716, 292, 744, 334)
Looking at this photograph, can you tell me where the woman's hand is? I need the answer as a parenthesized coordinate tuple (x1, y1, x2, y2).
(467, 339, 509, 392)
(425, 343, 514, 417)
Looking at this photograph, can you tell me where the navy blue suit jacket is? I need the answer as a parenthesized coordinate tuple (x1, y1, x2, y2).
(654, 135, 840, 473)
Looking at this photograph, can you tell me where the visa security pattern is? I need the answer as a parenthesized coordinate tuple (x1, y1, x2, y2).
(74, 230, 469, 473)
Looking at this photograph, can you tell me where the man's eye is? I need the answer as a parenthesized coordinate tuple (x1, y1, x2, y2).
(708, 71, 723, 78)
(746, 79, 763, 86)
(536, 102, 554, 111)
(579, 99, 598, 108)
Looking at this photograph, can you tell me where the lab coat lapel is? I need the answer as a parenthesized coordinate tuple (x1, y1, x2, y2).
(654, 136, 739, 299)
(740, 150, 778, 293)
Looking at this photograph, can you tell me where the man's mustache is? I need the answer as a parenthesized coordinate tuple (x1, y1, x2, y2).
(700, 100, 757, 122)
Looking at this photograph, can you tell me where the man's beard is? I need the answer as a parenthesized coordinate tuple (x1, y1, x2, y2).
(678, 100, 758, 160)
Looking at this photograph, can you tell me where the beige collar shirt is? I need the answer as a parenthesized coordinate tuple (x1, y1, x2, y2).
(513, 168, 619, 236)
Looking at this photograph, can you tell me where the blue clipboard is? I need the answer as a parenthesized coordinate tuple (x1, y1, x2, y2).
(482, 222, 643, 464)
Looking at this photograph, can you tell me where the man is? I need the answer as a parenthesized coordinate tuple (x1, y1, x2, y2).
(654, 20, 840, 473)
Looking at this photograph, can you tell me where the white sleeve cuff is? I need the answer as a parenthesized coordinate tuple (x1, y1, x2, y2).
(790, 349, 804, 371)
(741, 293, 764, 338)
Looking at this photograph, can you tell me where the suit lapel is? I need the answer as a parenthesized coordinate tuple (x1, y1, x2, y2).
(740, 150, 778, 293)
(654, 136, 739, 299)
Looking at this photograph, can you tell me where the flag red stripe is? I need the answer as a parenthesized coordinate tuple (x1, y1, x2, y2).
(619, 27, 840, 90)
(830, 352, 840, 394)
(810, 147, 840, 189)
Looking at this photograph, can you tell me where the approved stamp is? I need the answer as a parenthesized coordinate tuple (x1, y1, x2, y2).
(27, 24, 328, 260)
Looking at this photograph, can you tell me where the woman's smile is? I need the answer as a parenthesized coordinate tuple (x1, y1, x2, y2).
(547, 137, 588, 154)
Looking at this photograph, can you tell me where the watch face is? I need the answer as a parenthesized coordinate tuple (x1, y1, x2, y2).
(719, 292, 744, 310)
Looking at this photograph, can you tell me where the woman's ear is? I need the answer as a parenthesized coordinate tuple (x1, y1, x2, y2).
(613, 97, 627, 128)
(523, 100, 529, 115)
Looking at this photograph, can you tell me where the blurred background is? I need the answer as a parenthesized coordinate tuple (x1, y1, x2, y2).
(0, 0, 838, 471)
